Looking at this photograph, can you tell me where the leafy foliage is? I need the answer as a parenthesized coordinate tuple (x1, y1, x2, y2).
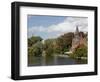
(70, 45, 87, 58)
(44, 39, 55, 56)
(28, 41, 43, 56)
(28, 32, 87, 58)
(56, 32, 74, 53)
(28, 36, 43, 56)
(28, 36, 42, 47)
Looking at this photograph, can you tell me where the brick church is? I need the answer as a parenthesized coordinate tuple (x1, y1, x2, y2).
(70, 26, 87, 53)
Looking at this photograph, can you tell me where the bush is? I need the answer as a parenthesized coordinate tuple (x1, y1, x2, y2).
(28, 36, 42, 47)
(28, 41, 43, 56)
(70, 45, 87, 59)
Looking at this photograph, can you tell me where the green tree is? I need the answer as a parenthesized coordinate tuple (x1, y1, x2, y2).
(70, 45, 87, 59)
(44, 39, 55, 56)
(28, 36, 43, 56)
(56, 32, 74, 54)
(33, 41, 43, 56)
(28, 36, 42, 47)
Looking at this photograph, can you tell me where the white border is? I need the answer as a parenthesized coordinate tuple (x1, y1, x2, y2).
(20, 6, 95, 76)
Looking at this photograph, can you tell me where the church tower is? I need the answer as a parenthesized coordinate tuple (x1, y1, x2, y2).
(75, 26, 79, 35)
(74, 26, 80, 39)
(65, 26, 87, 54)
(71, 26, 80, 52)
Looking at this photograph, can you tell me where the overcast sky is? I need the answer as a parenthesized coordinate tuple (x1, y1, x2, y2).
(28, 15, 88, 40)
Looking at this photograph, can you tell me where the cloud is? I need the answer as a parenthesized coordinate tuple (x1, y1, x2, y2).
(28, 17, 88, 39)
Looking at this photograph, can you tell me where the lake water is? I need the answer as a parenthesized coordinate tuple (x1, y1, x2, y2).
(28, 55, 87, 66)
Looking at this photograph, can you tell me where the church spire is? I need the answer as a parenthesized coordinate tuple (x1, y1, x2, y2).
(75, 25, 79, 35)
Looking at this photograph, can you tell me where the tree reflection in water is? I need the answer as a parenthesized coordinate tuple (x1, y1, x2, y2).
(28, 55, 87, 66)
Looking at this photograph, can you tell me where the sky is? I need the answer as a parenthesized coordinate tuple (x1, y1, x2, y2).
(27, 15, 88, 40)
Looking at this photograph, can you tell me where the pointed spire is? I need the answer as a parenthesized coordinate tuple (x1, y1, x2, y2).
(76, 25, 79, 32)
(75, 25, 79, 35)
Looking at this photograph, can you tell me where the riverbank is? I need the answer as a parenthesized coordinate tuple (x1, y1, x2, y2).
(54, 54, 69, 58)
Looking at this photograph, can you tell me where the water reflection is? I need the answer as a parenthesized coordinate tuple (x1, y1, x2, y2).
(28, 55, 87, 66)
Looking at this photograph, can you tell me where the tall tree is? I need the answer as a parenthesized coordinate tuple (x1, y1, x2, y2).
(28, 36, 42, 47)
